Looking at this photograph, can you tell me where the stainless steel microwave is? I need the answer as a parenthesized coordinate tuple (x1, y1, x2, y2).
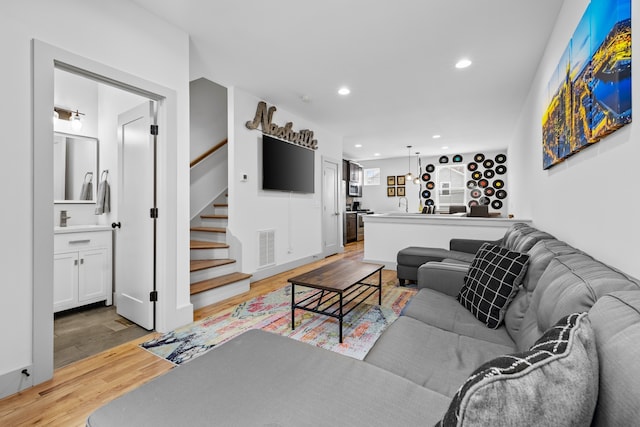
(348, 181, 362, 197)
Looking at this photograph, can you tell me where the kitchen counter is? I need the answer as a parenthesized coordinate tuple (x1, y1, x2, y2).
(363, 213, 531, 269)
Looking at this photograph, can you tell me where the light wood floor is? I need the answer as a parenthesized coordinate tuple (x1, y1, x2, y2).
(0, 242, 393, 426)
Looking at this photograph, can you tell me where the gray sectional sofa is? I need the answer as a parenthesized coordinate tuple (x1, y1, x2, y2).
(88, 223, 640, 426)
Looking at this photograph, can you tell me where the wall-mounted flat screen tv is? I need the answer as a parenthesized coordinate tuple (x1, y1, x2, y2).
(262, 134, 315, 193)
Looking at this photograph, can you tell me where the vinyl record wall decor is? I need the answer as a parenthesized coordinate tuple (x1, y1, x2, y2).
(465, 152, 508, 211)
(417, 153, 509, 212)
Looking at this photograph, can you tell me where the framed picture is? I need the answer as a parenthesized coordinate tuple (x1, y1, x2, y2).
(397, 186, 405, 196)
(396, 175, 406, 186)
(387, 176, 396, 186)
(387, 186, 396, 197)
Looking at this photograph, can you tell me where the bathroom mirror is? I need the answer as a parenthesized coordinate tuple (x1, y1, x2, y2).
(53, 132, 99, 203)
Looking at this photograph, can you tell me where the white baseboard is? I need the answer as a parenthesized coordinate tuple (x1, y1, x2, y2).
(0, 366, 34, 400)
(363, 258, 397, 271)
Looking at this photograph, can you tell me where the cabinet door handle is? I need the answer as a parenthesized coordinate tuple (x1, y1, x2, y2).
(80, 258, 84, 264)
(74, 259, 78, 266)
(69, 239, 90, 244)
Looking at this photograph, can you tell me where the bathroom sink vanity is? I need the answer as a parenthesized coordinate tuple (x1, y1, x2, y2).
(53, 225, 113, 313)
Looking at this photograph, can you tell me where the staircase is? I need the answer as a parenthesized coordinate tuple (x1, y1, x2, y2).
(189, 197, 252, 309)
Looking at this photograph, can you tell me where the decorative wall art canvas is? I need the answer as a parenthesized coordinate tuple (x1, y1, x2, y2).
(542, 0, 631, 169)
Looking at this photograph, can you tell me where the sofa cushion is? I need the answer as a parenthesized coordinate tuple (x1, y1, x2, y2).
(397, 247, 474, 268)
(504, 239, 580, 341)
(402, 288, 515, 347)
(87, 330, 452, 427)
(458, 243, 530, 328)
(514, 253, 640, 352)
(588, 291, 640, 427)
(364, 316, 514, 397)
(511, 230, 555, 253)
(437, 312, 598, 427)
(502, 224, 537, 251)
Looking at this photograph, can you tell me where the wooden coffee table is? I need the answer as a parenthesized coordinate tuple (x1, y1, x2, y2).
(288, 259, 384, 343)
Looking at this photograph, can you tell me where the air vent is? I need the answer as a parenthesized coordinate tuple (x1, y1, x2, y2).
(258, 229, 275, 268)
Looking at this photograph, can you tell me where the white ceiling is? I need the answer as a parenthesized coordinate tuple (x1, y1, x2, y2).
(131, 0, 564, 161)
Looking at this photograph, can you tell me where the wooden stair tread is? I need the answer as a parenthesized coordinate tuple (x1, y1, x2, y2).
(190, 259, 236, 272)
(200, 214, 228, 219)
(190, 240, 229, 250)
(190, 272, 252, 295)
(190, 226, 226, 233)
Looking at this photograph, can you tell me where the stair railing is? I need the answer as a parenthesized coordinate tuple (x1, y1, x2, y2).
(190, 138, 228, 168)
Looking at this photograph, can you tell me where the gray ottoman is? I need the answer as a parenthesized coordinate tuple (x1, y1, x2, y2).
(396, 247, 475, 285)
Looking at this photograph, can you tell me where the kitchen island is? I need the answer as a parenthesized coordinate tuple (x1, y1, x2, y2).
(363, 213, 531, 269)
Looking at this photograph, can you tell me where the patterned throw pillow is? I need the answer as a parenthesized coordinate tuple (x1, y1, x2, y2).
(436, 312, 598, 427)
(457, 243, 529, 328)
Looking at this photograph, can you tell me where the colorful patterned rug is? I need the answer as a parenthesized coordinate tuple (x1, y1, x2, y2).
(141, 281, 416, 365)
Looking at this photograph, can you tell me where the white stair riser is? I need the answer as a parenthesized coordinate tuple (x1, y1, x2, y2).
(191, 278, 250, 310)
(199, 218, 228, 228)
(190, 248, 229, 260)
(190, 231, 227, 243)
(214, 206, 228, 216)
(190, 262, 237, 284)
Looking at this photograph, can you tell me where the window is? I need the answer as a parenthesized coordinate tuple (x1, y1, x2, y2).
(363, 168, 380, 186)
(436, 165, 466, 207)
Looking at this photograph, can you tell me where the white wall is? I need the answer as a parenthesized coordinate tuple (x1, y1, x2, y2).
(190, 78, 228, 160)
(359, 150, 510, 216)
(190, 78, 229, 218)
(0, 0, 191, 390)
(227, 87, 343, 276)
(509, 0, 640, 278)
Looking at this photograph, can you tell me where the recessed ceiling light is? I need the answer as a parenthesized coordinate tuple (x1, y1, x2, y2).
(432, 134, 441, 139)
(338, 87, 351, 96)
(374, 153, 381, 157)
(354, 144, 362, 148)
(441, 146, 449, 150)
(455, 58, 472, 69)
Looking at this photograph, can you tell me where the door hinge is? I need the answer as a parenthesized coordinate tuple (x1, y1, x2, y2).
(150, 124, 159, 135)
(150, 290, 158, 302)
(150, 207, 159, 218)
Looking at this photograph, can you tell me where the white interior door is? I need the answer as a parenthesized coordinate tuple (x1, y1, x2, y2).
(322, 159, 340, 256)
(115, 101, 156, 330)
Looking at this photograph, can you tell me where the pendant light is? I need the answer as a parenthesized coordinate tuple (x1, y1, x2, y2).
(405, 145, 413, 181)
(413, 152, 421, 184)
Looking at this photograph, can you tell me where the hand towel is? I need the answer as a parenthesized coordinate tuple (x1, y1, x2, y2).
(95, 179, 111, 215)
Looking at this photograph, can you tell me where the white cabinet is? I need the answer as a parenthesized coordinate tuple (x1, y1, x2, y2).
(54, 229, 113, 313)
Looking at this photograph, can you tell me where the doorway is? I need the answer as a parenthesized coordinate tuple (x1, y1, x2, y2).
(33, 40, 185, 387)
(52, 69, 157, 367)
(322, 157, 341, 257)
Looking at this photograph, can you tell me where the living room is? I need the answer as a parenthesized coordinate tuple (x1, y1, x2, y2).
(1, 0, 638, 425)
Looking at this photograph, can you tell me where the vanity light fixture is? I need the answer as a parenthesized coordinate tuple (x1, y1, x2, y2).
(54, 107, 85, 131)
(405, 145, 413, 181)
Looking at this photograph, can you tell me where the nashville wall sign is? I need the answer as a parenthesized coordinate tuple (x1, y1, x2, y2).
(246, 101, 318, 149)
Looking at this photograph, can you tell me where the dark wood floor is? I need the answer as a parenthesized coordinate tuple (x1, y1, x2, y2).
(54, 303, 150, 369)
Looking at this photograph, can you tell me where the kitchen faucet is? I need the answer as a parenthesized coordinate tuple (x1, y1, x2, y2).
(398, 197, 408, 213)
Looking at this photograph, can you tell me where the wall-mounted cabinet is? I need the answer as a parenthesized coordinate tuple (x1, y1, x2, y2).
(53, 228, 113, 313)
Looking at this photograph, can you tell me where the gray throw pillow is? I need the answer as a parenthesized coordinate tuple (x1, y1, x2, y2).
(457, 243, 529, 328)
(436, 312, 598, 427)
